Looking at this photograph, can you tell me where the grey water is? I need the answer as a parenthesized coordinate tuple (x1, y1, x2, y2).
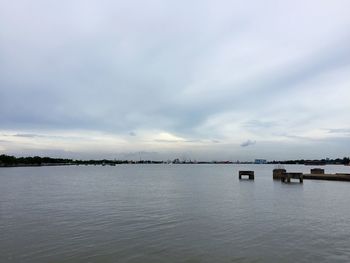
(1, 164, 350, 263)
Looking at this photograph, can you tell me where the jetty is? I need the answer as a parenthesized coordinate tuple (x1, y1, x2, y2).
(239, 170, 254, 180)
(273, 168, 287, 180)
(273, 168, 350, 182)
(303, 168, 350, 181)
(280, 172, 303, 183)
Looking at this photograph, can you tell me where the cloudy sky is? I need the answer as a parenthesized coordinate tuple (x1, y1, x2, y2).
(1, 0, 350, 161)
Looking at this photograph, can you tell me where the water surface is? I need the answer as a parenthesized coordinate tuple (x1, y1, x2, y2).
(1, 164, 350, 262)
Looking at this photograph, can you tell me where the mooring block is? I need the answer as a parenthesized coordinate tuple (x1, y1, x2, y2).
(239, 170, 255, 180)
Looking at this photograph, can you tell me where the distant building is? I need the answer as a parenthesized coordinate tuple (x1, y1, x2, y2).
(254, 159, 267, 164)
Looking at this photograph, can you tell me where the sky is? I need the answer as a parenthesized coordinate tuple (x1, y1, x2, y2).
(1, 0, 350, 161)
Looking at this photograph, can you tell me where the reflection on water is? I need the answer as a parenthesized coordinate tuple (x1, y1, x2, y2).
(1, 164, 350, 262)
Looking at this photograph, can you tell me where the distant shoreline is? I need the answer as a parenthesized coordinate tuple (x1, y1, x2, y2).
(1, 154, 349, 167)
(1, 163, 349, 168)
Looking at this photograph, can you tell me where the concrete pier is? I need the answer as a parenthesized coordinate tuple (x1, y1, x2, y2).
(310, 168, 324, 174)
(303, 173, 350, 181)
(239, 170, 254, 180)
(304, 168, 350, 181)
(273, 169, 286, 180)
(280, 172, 303, 183)
(273, 168, 350, 182)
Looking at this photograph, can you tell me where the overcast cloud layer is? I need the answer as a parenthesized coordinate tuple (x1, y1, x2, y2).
(1, 0, 350, 160)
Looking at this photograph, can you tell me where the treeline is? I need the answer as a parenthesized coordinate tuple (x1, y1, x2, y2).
(74, 159, 164, 165)
(0, 155, 73, 166)
(0, 154, 164, 167)
(268, 157, 350, 165)
(1, 154, 350, 167)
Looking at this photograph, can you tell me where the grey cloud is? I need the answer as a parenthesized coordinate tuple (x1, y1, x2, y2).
(243, 120, 276, 129)
(2, 132, 87, 141)
(13, 133, 45, 138)
(240, 140, 256, 147)
(1, 133, 45, 138)
(327, 128, 350, 134)
(118, 151, 160, 160)
(0, 0, 350, 159)
(153, 139, 182, 143)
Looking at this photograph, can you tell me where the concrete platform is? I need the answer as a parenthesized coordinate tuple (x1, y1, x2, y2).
(239, 170, 254, 180)
(303, 173, 350, 182)
(280, 172, 303, 183)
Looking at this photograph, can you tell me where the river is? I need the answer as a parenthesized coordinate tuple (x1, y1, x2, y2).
(1, 164, 350, 262)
